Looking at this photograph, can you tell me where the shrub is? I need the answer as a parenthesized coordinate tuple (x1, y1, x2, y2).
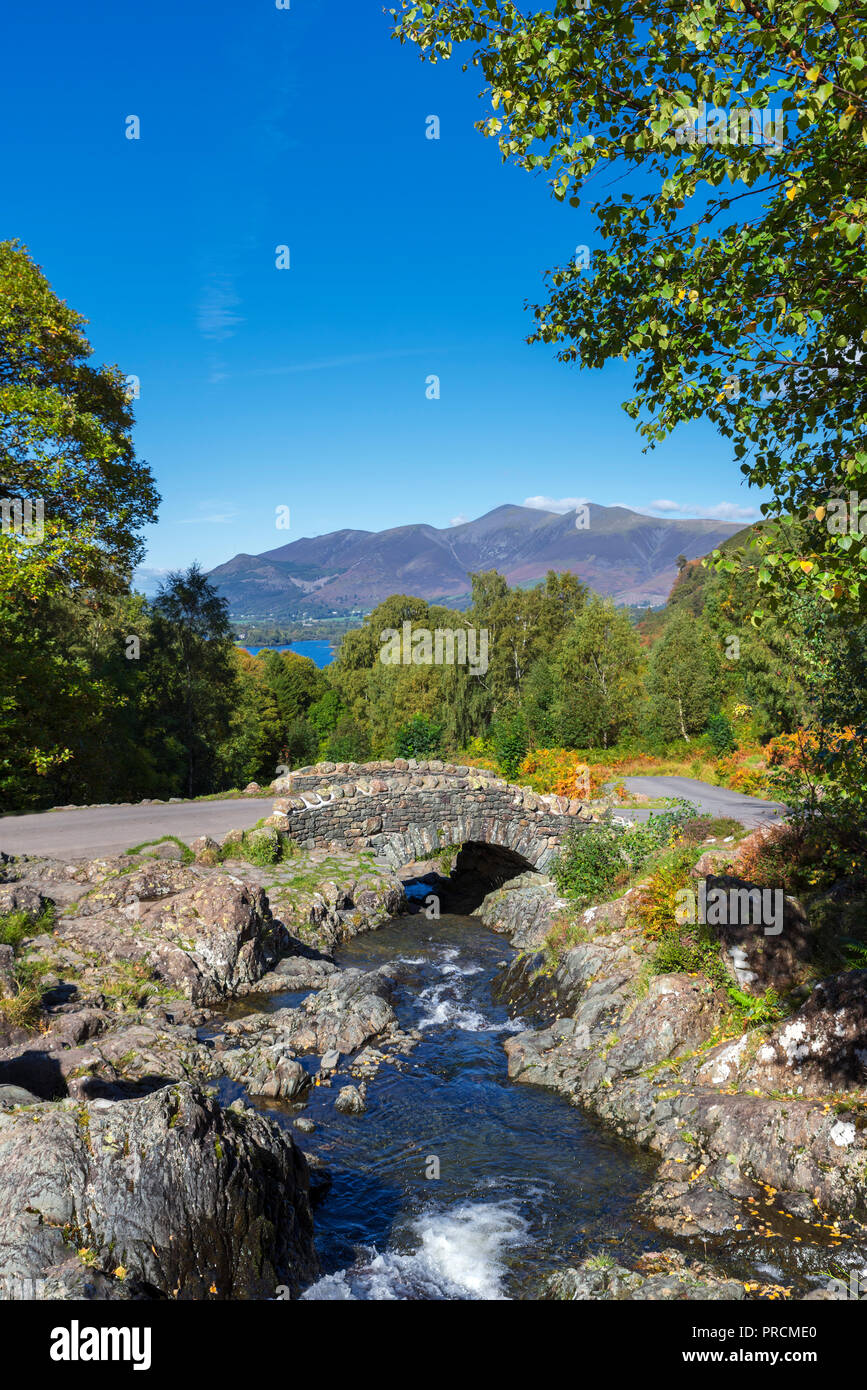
(732, 825, 802, 890)
(634, 847, 695, 940)
(707, 713, 736, 755)
(677, 815, 743, 845)
(395, 714, 443, 759)
(0, 982, 44, 1030)
(234, 827, 286, 867)
(0, 904, 55, 949)
(520, 749, 611, 798)
(326, 717, 371, 764)
(551, 823, 629, 903)
(491, 712, 528, 781)
(551, 801, 700, 906)
(649, 922, 728, 985)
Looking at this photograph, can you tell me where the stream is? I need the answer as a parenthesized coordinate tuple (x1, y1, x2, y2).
(258, 914, 660, 1300)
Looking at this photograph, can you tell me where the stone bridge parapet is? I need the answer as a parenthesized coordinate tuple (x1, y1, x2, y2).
(268, 759, 588, 870)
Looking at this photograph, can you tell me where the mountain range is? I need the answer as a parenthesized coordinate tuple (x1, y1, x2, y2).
(207, 503, 745, 618)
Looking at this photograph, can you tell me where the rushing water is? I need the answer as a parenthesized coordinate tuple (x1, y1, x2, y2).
(265, 914, 661, 1300)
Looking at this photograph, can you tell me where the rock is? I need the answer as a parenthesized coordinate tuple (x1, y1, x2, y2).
(544, 1249, 745, 1301)
(597, 973, 727, 1078)
(221, 1046, 311, 1102)
(0, 884, 51, 919)
(58, 876, 286, 1004)
(712, 970, 867, 1096)
(140, 840, 187, 862)
(190, 836, 220, 865)
(703, 873, 814, 995)
(0, 1017, 216, 1101)
(0, 1083, 317, 1299)
(473, 872, 562, 949)
(74, 862, 200, 916)
(320, 1050, 340, 1072)
(243, 782, 261, 795)
(294, 1117, 316, 1134)
(690, 847, 738, 877)
(0, 1085, 40, 1107)
(0, 945, 15, 1001)
(248, 954, 337, 993)
(335, 1085, 366, 1115)
(243, 827, 281, 860)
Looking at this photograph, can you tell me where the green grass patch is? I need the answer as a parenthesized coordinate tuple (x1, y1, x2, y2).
(124, 835, 194, 865)
(0, 904, 55, 950)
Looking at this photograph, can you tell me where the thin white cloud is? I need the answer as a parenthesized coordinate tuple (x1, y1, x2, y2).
(524, 495, 591, 514)
(248, 347, 430, 377)
(177, 501, 239, 526)
(646, 499, 759, 521)
(450, 513, 469, 526)
(197, 277, 243, 342)
(132, 565, 171, 595)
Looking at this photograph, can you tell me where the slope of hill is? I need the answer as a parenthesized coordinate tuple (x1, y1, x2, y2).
(207, 503, 744, 618)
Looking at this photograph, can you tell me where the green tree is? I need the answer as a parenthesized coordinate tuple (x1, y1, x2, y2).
(553, 598, 643, 748)
(393, 2, 867, 614)
(259, 648, 327, 727)
(646, 611, 720, 742)
(491, 708, 528, 779)
(395, 713, 444, 758)
(144, 564, 237, 797)
(0, 242, 159, 802)
(0, 240, 159, 600)
(282, 717, 320, 769)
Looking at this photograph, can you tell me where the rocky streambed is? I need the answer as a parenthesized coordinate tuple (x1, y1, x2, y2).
(0, 833, 865, 1301)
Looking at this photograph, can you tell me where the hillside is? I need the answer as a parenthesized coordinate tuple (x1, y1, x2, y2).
(208, 503, 743, 618)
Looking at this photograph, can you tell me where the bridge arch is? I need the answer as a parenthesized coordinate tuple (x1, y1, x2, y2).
(270, 759, 587, 872)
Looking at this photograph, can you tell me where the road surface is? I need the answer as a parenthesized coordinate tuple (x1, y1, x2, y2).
(0, 776, 785, 860)
(614, 776, 785, 829)
(0, 798, 269, 860)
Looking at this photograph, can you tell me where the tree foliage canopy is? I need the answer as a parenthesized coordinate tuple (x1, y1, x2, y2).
(392, 0, 867, 612)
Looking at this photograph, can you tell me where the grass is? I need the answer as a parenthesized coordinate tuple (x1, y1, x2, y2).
(0, 906, 57, 1031)
(0, 983, 44, 1030)
(0, 904, 55, 949)
(222, 829, 298, 867)
(101, 960, 168, 1010)
(124, 835, 194, 864)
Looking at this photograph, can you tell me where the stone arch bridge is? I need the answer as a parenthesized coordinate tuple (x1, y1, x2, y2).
(270, 759, 588, 872)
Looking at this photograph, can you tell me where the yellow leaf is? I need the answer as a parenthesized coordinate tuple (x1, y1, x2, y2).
(799, 559, 814, 573)
(814, 505, 826, 521)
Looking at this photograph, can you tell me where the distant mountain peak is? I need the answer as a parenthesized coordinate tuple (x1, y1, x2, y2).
(207, 502, 744, 620)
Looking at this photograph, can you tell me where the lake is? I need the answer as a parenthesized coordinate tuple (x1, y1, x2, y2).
(238, 640, 334, 668)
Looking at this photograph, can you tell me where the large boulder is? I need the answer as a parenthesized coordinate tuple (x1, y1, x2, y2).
(545, 1249, 745, 1302)
(0, 1083, 318, 1299)
(215, 967, 399, 1098)
(57, 875, 286, 1004)
(702, 970, 867, 1097)
(0, 1014, 216, 1101)
(702, 873, 814, 995)
(73, 863, 200, 916)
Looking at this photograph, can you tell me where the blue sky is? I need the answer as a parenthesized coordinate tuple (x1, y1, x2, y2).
(3, 0, 765, 589)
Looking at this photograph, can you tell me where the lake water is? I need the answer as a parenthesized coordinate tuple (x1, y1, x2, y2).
(238, 640, 334, 668)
